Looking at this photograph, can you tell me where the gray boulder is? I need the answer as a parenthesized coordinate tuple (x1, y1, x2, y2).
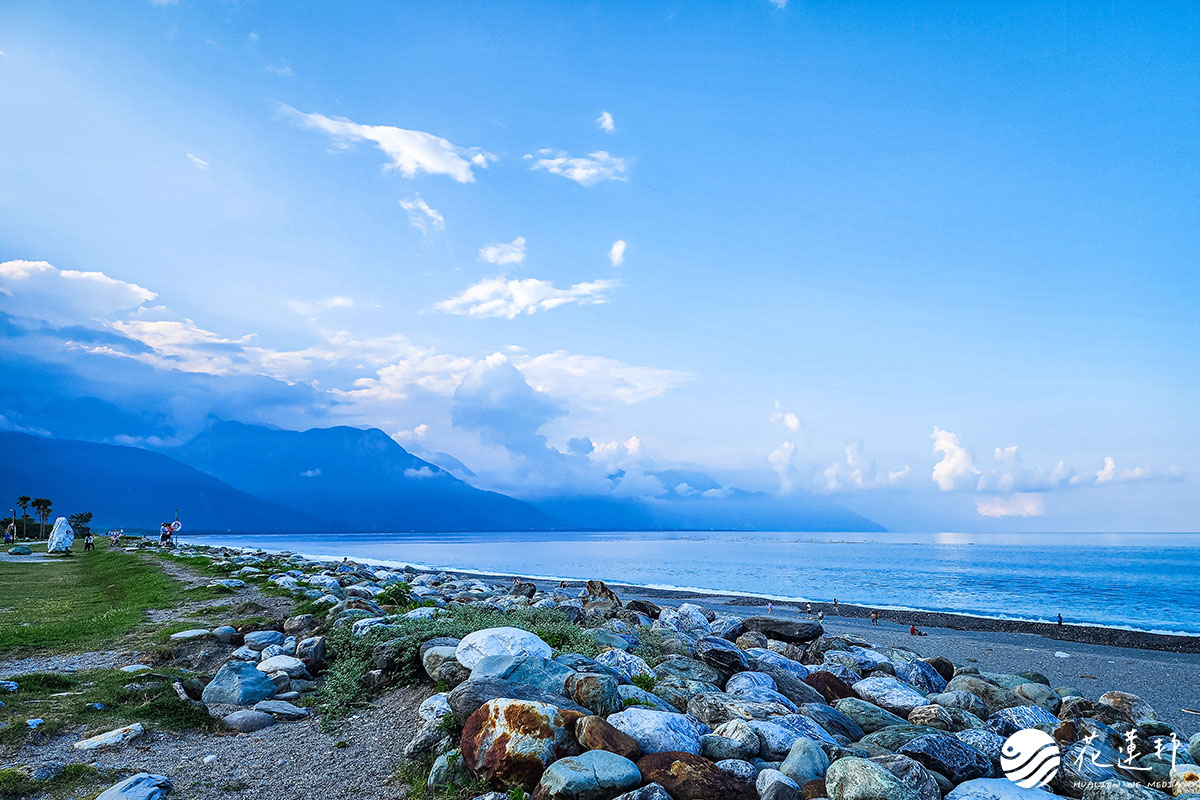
(871, 754, 941, 800)
(534, 749, 642, 799)
(899, 733, 992, 783)
(694, 636, 749, 677)
(606, 707, 707, 754)
(835, 697, 909, 733)
(95, 773, 172, 800)
(781, 735, 830, 784)
(742, 616, 824, 643)
(202, 660, 276, 706)
(222, 709, 275, 732)
(825, 757, 921, 800)
(985, 704, 1059, 737)
(611, 784, 674, 800)
(854, 676, 931, 717)
(947, 778, 1061, 800)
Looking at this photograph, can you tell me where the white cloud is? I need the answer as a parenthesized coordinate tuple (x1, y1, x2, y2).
(821, 442, 909, 492)
(286, 296, 354, 317)
(767, 0, 787, 7)
(611, 470, 667, 499)
(285, 106, 496, 183)
(479, 237, 527, 266)
(591, 436, 643, 463)
(768, 441, 797, 494)
(608, 240, 627, 267)
(264, 62, 294, 77)
(1095, 456, 1154, 484)
(931, 426, 980, 491)
(0, 260, 157, 322)
(976, 444, 1079, 492)
(185, 153, 209, 170)
(518, 351, 690, 407)
(596, 111, 615, 133)
(393, 423, 430, 440)
(769, 400, 803, 433)
(433, 276, 620, 319)
(976, 494, 1045, 518)
(403, 466, 439, 479)
(527, 149, 628, 186)
(399, 196, 445, 234)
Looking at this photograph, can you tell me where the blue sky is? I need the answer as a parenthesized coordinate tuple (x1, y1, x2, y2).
(1, 0, 1197, 530)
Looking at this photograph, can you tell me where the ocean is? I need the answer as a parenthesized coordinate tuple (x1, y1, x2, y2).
(187, 530, 1200, 636)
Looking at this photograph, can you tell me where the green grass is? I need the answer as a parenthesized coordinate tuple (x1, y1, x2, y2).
(0, 667, 222, 747)
(0, 764, 105, 800)
(316, 605, 603, 723)
(0, 541, 183, 654)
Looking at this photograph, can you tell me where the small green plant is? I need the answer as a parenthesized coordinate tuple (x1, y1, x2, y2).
(508, 789, 530, 800)
(375, 582, 415, 607)
(622, 697, 656, 709)
(631, 673, 656, 692)
(436, 712, 458, 734)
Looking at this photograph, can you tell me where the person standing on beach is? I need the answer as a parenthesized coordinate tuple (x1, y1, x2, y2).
(870, 610, 879, 626)
(767, 601, 773, 615)
(833, 598, 838, 611)
(806, 602, 813, 618)
(1057, 613, 1063, 626)
(817, 610, 825, 623)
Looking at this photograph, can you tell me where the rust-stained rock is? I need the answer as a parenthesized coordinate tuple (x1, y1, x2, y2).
(586, 579, 622, 604)
(805, 670, 855, 704)
(635, 751, 756, 800)
(575, 715, 642, 761)
(460, 699, 577, 790)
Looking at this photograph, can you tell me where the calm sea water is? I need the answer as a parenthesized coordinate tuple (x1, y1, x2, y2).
(188, 530, 1200, 636)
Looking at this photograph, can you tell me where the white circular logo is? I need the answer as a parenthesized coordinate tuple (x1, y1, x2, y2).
(1001, 728, 1061, 788)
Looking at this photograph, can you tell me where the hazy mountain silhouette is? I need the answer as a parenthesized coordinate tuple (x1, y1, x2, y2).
(167, 422, 553, 532)
(0, 431, 332, 531)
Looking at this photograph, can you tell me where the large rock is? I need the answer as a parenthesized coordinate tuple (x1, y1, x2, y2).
(929, 691, 990, 721)
(656, 676, 722, 712)
(898, 733, 992, 783)
(73, 722, 145, 750)
(612, 785, 673, 800)
(533, 750, 642, 800)
(575, 715, 642, 761)
(201, 660, 276, 706)
(655, 657, 722, 685)
(860, 725, 942, 753)
(946, 778, 1059, 800)
(871, 754, 941, 800)
(447, 678, 588, 725)
(893, 660, 947, 694)
(945, 676, 1021, 714)
(594, 649, 655, 681)
(95, 773, 172, 800)
(606, 708, 707, 754)
(460, 699, 578, 790)
(825, 757, 921, 800)
(565, 672, 622, 716)
(244, 630, 285, 651)
(1098, 691, 1158, 722)
(456, 627, 553, 670)
(799, 702, 866, 741)
(742, 616, 825, 643)
(256, 654, 307, 677)
(854, 677, 931, 717)
(222, 709, 275, 732)
(1013, 682, 1061, 714)
(687, 691, 792, 725)
(782, 736, 831, 784)
(985, 704, 1059, 737)
(636, 751, 756, 800)
(47, 517, 74, 552)
(835, 697, 909, 733)
(694, 636, 749, 677)
(470, 654, 576, 695)
(954, 729, 1006, 765)
(806, 670, 856, 703)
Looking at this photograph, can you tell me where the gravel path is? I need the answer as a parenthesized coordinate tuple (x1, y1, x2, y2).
(16, 685, 431, 800)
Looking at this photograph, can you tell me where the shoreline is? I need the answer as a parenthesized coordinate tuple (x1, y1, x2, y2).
(182, 537, 1200, 653)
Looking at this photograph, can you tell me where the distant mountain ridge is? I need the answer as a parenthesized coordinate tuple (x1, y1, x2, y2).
(0, 431, 332, 531)
(166, 422, 552, 532)
(1, 422, 885, 533)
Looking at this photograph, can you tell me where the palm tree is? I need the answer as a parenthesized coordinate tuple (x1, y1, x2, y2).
(17, 496, 30, 539)
(32, 498, 52, 539)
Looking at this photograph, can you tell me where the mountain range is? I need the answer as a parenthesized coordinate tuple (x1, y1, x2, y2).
(1, 423, 884, 533)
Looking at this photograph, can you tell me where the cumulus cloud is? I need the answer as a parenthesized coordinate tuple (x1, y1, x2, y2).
(596, 111, 615, 133)
(822, 442, 909, 492)
(1095, 456, 1154, 484)
(399, 196, 445, 234)
(611, 470, 667, 499)
(767, 0, 787, 7)
(975, 494, 1045, 518)
(769, 400, 804, 433)
(0, 260, 157, 323)
(185, 153, 209, 170)
(768, 441, 797, 494)
(451, 353, 565, 459)
(931, 426, 979, 491)
(284, 106, 495, 183)
(976, 444, 1079, 492)
(517, 351, 690, 407)
(286, 296, 353, 317)
(479, 237, 527, 266)
(433, 276, 620, 319)
(608, 240, 626, 267)
(526, 149, 628, 186)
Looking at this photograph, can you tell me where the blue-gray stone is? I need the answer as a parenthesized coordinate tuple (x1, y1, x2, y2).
(985, 704, 1059, 737)
(894, 659, 948, 694)
(899, 733, 992, 783)
(95, 773, 172, 800)
(243, 630, 285, 651)
(799, 702, 865, 741)
(201, 660, 276, 706)
(535, 749, 642, 799)
(781, 735, 831, 784)
(469, 654, 575, 695)
(606, 707, 708, 754)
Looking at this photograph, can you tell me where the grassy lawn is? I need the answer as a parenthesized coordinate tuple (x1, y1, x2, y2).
(0, 540, 181, 654)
